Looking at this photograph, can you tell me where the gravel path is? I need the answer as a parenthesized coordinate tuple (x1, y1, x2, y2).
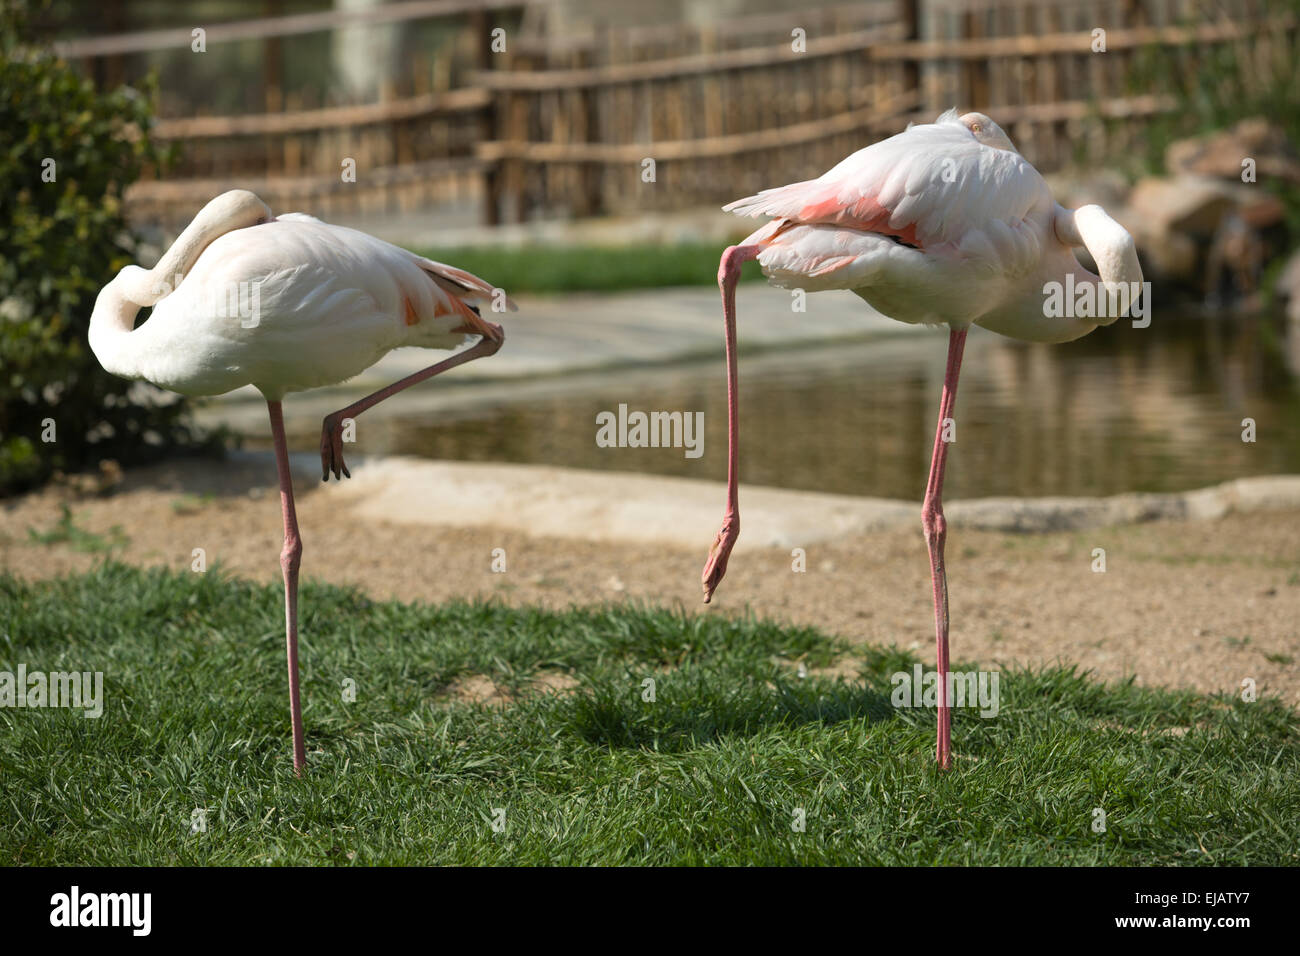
(3, 455, 1297, 706)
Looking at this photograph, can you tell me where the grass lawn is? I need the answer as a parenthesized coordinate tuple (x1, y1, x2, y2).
(1, 563, 1296, 865)
(413, 241, 762, 293)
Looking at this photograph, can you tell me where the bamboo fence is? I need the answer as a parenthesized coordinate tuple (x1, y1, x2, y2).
(55, 0, 1295, 227)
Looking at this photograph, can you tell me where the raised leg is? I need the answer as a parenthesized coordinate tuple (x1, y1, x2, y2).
(702, 244, 760, 603)
(320, 325, 503, 480)
(922, 327, 968, 770)
(267, 400, 307, 775)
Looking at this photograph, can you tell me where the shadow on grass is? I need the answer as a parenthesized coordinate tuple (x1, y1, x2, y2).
(564, 671, 899, 753)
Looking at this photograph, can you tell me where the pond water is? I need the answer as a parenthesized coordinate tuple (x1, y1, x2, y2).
(283, 309, 1300, 501)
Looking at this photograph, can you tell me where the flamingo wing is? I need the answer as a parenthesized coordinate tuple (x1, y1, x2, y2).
(415, 256, 517, 313)
(271, 214, 516, 323)
(134, 217, 514, 397)
(725, 109, 1052, 259)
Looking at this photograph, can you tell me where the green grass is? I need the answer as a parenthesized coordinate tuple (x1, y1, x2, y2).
(414, 241, 761, 294)
(1, 564, 1296, 865)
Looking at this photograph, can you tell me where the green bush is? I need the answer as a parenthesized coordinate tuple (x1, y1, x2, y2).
(0, 4, 211, 496)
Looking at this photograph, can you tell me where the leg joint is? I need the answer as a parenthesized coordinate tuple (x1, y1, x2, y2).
(280, 534, 302, 573)
(718, 244, 760, 288)
(921, 501, 947, 543)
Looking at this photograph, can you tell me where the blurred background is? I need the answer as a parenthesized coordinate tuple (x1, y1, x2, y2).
(4, 0, 1300, 502)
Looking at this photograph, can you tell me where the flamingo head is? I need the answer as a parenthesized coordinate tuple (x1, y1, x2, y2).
(959, 112, 1017, 153)
(208, 189, 274, 228)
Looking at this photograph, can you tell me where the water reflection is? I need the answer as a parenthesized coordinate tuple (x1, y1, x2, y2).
(367, 310, 1300, 500)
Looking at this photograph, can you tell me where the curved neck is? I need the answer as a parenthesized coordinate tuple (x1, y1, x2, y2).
(88, 190, 272, 379)
(1054, 203, 1144, 319)
(88, 266, 153, 380)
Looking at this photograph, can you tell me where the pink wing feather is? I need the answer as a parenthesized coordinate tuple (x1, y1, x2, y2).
(724, 110, 1052, 283)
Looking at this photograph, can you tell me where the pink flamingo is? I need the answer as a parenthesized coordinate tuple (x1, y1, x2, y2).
(701, 110, 1143, 769)
(89, 190, 515, 774)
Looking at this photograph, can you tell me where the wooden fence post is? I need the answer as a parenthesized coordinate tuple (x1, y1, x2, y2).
(963, 9, 990, 110)
(900, 0, 920, 116)
(575, 26, 605, 219)
(473, 10, 502, 226)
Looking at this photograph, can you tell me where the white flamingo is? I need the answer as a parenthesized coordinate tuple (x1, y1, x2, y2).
(701, 110, 1143, 769)
(89, 190, 515, 774)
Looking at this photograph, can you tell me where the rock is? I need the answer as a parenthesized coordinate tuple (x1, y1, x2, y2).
(247, 454, 1300, 544)
(1235, 192, 1286, 229)
(1204, 212, 1267, 304)
(1113, 122, 1296, 299)
(1187, 178, 1287, 229)
(1107, 204, 1198, 281)
(1131, 221, 1199, 281)
(1128, 176, 1237, 238)
(1117, 173, 1284, 286)
(1044, 169, 1130, 212)
(1166, 118, 1300, 185)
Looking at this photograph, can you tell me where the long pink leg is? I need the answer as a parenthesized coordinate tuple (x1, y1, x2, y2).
(923, 327, 968, 770)
(320, 325, 503, 480)
(267, 400, 307, 775)
(702, 244, 760, 603)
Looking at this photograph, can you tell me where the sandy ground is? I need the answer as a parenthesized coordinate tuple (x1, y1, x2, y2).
(3, 457, 1298, 707)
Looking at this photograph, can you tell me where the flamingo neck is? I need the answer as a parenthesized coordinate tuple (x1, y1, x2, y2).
(87, 190, 272, 381)
(1055, 203, 1144, 317)
(88, 271, 151, 379)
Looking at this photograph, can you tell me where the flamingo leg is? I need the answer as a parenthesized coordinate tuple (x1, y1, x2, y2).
(320, 325, 503, 480)
(922, 327, 968, 770)
(267, 400, 307, 775)
(702, 244, 760, 603)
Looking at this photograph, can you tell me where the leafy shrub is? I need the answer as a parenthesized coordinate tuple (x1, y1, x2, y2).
(0, 3, 212, 496)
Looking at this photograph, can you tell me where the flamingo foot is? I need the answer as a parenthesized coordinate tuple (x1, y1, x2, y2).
(319, 413, 351, 481)
(701, 512, 738, 603)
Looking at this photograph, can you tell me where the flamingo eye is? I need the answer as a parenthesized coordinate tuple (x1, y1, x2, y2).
(971, 124, 982, 133)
